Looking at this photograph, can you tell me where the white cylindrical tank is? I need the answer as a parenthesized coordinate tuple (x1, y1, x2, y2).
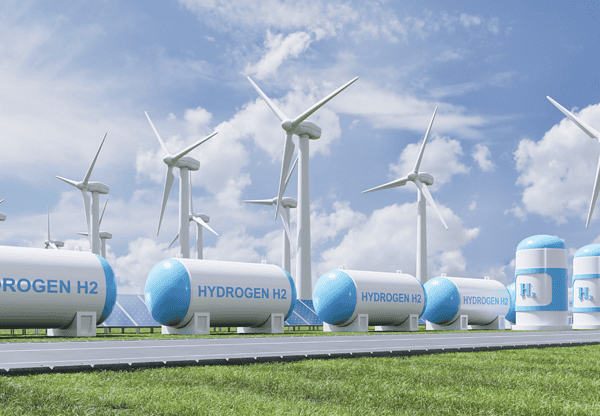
(572, 244, 600, 329)
(312, 269, 426, 327)
(513, 234, 570, 330)
(0, 246, 116, 328)
(145, 259, 296, 328)
(422, 276, 510, 326)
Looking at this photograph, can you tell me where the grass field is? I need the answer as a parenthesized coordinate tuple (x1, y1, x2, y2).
(0, 342, 598, 415)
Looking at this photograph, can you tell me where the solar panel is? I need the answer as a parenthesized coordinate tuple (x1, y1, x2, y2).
(104, 295, 326, 328)
(288, 299, 322, 325)
(118, 295, 158, 326)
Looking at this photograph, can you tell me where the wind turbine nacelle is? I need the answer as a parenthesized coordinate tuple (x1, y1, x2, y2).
(45, 240, 65, 248)
(99, 232, 112, 239)
(296, 121, 321, 140)
(175, 156, 200, 171)
(0, 213, 5, 221)
(190, 214, 210, 223)
(417, 172, 434, 186)
(87, 182, 110, 194)
(281, 197, 298, 208)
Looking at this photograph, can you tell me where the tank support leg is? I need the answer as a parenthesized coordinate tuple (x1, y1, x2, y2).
(162, 313, 210, 335)
(237, 313, 285, 334)
(323, 314, 369, 333)
(47, 311, 97, 337)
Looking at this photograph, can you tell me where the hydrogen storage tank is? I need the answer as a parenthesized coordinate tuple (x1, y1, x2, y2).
(422, 276, 510, 330)
(312, 269, 426, 332)
(572, 244, 600, 329)
(513, 234, 570, 330)
(145, 259, 296, 334)
(0, 246, 116, 334)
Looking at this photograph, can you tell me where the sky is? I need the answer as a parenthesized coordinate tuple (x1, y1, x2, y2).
(1, 0, 600, 294)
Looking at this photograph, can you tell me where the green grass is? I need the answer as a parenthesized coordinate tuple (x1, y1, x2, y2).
(0, 345, 598, 415)
(0, 325, 529, 343)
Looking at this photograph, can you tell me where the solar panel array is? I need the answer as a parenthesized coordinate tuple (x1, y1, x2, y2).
(102, 295, 323, 327)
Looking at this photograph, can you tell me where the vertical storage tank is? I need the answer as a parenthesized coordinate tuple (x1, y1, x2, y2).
(513, 235, 570, 330)
(422, 276, 510, 330)
(0, 246, 116, 333)
(145, 259, 296, 334)
(572, 244, 600, 329)
(313, 269, 425, 332)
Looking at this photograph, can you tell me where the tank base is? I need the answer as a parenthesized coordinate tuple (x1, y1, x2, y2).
(375, 314, 419, 332)
(323, 314, 368, 332)
(162, 313, 210, 335)
(237, 313, 284, 334)
(573, 324, 600, 329)
(48, 311, 96, 338)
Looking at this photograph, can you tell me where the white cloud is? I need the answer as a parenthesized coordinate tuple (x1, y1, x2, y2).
(389, 135, 469, 189)
(315, 202, 480, 282)
(513, 102, 600, 223)
(460, 14, 482, 28)
(472, 143, 495, 171)
(245, 30, 312, 80)
(469, 200, 477, 211)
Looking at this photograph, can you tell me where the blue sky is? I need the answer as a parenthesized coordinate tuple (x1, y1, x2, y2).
(1, 0, 599, 293)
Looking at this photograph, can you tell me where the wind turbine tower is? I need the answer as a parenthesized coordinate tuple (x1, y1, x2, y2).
(168, 171, 218, 259)
(0, 200, 5, 221)
(363, 107, 448, 284)
(247, 76, 358, 299)
(56, 133, 108, 255)
(45, 207, 64, 250)
(244, 196, 297, 274)
(145, 112, 217, 259)
(547, 96, 600, 228)
(78, 198, 112, 258)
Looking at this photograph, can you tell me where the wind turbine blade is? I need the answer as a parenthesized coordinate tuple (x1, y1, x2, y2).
(99, 198, 108, 227)
(192, 216, 219, 237)
(50, 242, 58, 250)
(77, 232, 89, 236)
(0, 199, 4, 204)
(547, 96, 600, 140)
(83, 133, 107, 185)
(413, 107, 438, 173)
(168, 233, 179, 249)
(172, 131, 218, 162)
(145, 111, 171, 155)
(362, 176, 410, 194)
(243, 199, 276, 206)
(292, 76, 359, 126)
(157, 165, 175, 236)
(283, 155, 298, 194)
(56, 176, 79, 188)
(247, 76, 289, 122)
(586, 156, 600, 228)
(414, 178, 448, 230)
(81, 191, 91, 236)
(279, 207, 295, 253)
(275, 133, 295, 220)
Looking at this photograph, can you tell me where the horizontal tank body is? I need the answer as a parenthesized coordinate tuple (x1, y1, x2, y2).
(145, 259, 296, 328)
(0, 246, 116, 328)
(423, 276, 510, 326)
(312, 269, 426, 327)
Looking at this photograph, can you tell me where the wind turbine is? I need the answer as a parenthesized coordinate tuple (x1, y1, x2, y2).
(363, 107, 448, 284)
(247, 75, 358, 299)
(243, 196, 297, 274)
(56, 133, 108, 255)
(45, 207, 64, 250)
(0, 200, 5, 221)
(168, 171, 218, 259)
(78, 198, 112, 258)
(145, 111, 218, 258)
(547, 96, 600, 228)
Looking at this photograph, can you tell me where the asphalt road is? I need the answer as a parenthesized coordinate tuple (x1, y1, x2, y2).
(2, 330, 599, 374)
